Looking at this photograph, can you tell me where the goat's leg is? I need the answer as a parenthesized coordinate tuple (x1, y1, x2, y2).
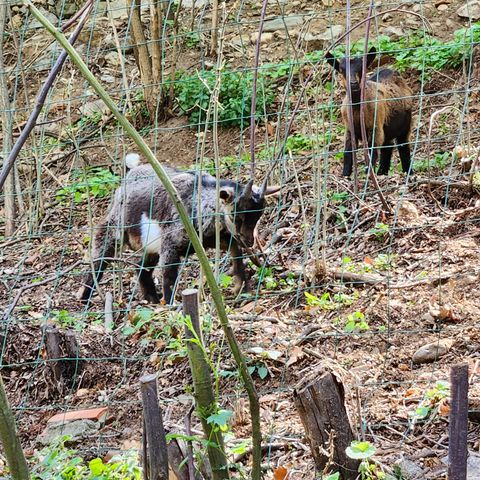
(161, 251, 181, 305)
(138, 253, 160, 303)
(396, 135, 412, 173)
(342, 133, 354, 177)
(378, 142, 394, 175)
(79, 223, 116, 303)
(229, 241, 248, 295)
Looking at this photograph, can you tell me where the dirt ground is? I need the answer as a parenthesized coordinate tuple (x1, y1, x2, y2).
(1, 0, 480, 478)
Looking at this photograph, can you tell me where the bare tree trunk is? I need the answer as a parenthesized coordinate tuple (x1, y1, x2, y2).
(294, 372, 360, 479)
(0, 2, 16, 237)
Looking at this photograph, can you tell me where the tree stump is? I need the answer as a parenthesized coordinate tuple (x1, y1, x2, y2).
(294, 371, 359, 479)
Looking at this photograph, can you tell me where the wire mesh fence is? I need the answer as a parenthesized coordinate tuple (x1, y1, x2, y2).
(1, 0, 480, 478)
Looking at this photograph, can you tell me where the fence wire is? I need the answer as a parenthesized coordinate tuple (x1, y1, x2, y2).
(1, 0, 480, 477)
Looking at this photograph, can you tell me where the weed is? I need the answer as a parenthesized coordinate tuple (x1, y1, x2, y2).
(410, 152, 451, 172)
(373, 253, 397, 272)
(344, 311, 369, 333)
(255, 265, 295, 291)
(31, 437, 141, 479)
(304, 290, 357, 310)
(56, 167, 120, 204)
(201, 153, 249, 176)
(346, 441, 386, 480)
(173, 68, 275, 127)
(410, 380, 449, 421)
(368, 223, 390, 242)
(50, 310, 80, 330)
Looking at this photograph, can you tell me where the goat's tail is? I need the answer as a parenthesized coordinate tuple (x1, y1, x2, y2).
(125, 152, 141, 170)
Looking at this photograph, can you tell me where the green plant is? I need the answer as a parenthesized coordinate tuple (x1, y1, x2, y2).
(173, 67, 275, 127)
(31, 437, 142, 479)
(56, 167, 120, 204)
(201, 153, 249, 176)
(346, 441, 386, 480)
(50, 310, 81, 330)
(410, 380, 449, 421)
(344, 311, 369, 333)
(254, 265, 295, 291)
(410, 152, 451, 172)
(374, 253, 397, 272)
(368, 222, 390, 241)
(304, 291, 357, 310)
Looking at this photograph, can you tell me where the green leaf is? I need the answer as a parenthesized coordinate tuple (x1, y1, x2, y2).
(207, 409, 233, 427)
(257, 366, 269, 379)
(88, 457, 105, 475)
(324, 473, 340, 480)
(345, 440, 376, 460)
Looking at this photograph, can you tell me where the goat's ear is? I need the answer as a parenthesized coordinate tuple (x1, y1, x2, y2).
(219, 187, 235, 204)
(264, 185, 281, 197)
(325, 51, 340, 71)
(366, 46, 377, 67)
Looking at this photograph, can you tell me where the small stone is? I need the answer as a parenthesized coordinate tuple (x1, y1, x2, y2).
(398, 200, 420, 222)
(79, 99, 110, 117)
(263, 15, 308, 33)
(250, 32, 274, 45)
(39, 419, 99, 445)
(104, 51, 123, 67)
(382, 13, 393, 22)
(28, 7, 58, 29)
(468, 452, 480, 479)
(316, 25, 344, 42)
(396, 458, 425, 480)
(412, 339, 454, 364)
(457, 1, 480, 20)
(437, 3, 449, 11)
(383, 26, 405, 40)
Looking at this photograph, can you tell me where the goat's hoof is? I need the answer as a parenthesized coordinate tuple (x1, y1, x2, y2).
(77, 286, 92, 303)
(144, 292, 161, 304)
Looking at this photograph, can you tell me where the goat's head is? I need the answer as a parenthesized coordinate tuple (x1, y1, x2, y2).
(219, 179, 280, 248)
(325, 46, 378, 93)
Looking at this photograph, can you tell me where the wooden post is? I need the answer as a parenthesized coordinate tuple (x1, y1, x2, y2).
(294, 371, 360, 479)
(182, 289, 229, 480)
(140, 374, 169, 480)
(448, 364, 469, 480)
(44, 325, 63, 382)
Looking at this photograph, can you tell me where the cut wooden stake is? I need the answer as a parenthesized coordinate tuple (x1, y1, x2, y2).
(104, 291, 114, 332)
(182, 289, 229, 480)
(44, 325, 63, 383)
(448, 363, 469, 480)
(140, 373, 169, 480)
(294, 371, 359, 479)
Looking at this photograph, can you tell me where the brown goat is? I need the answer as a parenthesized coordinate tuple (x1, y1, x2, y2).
(326, 46, 414, 176)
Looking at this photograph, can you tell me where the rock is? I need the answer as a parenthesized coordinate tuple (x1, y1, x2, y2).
(397, 200, 420, 222)
(104, 51, 123, 67)
(38, 419, 99, 445)
(56, 1, 77, 17)
(250, 32, 275, 45)
(263, 15, 308, 33)
(396, 458, 425, 479)
(316, 25, 344, 42)
(412, 339, 454, 364)
(28, 7, 58, 29)
(457, 1, 480, 20)
(468, 452, 480, 479)
(383, 26, 405, 40)
(79, 99, 110, 117)
(182, 0, 209, 6)
(437, 3, 449, 11)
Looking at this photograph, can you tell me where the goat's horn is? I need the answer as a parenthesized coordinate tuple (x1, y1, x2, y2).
(259, 175, 269, 198)
(241, 179, 254, 199)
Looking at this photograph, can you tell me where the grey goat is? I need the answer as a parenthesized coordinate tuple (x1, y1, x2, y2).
(78, 153, 280, 304)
